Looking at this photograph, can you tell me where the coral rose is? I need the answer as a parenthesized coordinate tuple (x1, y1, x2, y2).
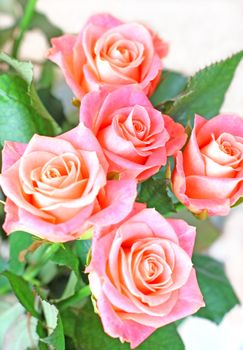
(87, 207, 204, 348)
(79, 87, 187, 181)
(0, 124, 137, 242)
(172, 114, 243, 216)
(47, 13, 168, 100)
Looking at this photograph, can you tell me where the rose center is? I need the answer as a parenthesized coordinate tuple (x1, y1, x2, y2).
(133, 120, 145, 133)
(220, 140, 239, 157)
(44, 167, 62, 179)
(144, 259, 156, 278)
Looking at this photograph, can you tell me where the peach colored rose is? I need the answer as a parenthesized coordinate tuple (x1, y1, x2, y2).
(47, 13, 168, 100)
(172, 114, 243, 216)
(0, 124, 137, 242)
(79, 87, 187, 181)
(87, 207, 204, 348)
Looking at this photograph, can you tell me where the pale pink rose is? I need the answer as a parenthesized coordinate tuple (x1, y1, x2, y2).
(87, 207, 204, 348)
(79, 87, 187, 181)
(172, 114, 243, 216)
(0, 124, 137, 242)
(47, 13, 168, 100)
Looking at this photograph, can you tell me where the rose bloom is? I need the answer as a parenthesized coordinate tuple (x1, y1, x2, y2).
(0, 124, 137, 242)
(87, 207, 204, 348)
(47, 13, 168, 100)
(172, 114, 243, 216)
(80, 87, 187, 181)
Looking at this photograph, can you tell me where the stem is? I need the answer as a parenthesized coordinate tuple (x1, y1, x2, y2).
(12, 0, 38, 58)
(57, 285, 91, 311)
(24, 243, 60, 281)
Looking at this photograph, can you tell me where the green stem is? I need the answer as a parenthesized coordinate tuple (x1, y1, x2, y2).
(24, 243, 60, 282)
(57, 285, 91, 311)
(12, 0, 38, 58)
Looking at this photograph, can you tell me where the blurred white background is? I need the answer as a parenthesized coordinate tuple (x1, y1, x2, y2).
(4, 0, 243, 348)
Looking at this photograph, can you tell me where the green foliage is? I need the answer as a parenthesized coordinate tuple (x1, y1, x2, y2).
(77, 300, 184, 350)
(193, 254, 239, 324)
(75, 239, 92, 269)
(0, 52, 33, 86)
(40, 300, 65, 350)
(0, 73, 59, 146)
(57, 285, 91, 311)
(61, 308, 80, 349)
(0, 53, 60, 146)
(51, 245, 80, 279)
(137, 166, 178, 216)
(38, 88, 66, 124)
(9, 231, 34, 275)
(164, 51, 243, 125)
(150, 70, 188, 106)
(2, 271, 40, 318)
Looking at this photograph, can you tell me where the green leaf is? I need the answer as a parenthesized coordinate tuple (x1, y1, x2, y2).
(150, 70, 188, 106)
(137, 167, 177, 216)
(38, 61, 55, 89)
(9, 231, 34, 275)
(165, 51, 243, 125)
(75, 239, 92, 285)
(59, 271, 78, 300)
(40, 300, 65, 350)
(61, 308, 79, 348)
(77, 300, 184, 350)
(0, 73, 60, 146)
(75, 239, 92, 268)
(29, 11, 63, 42)
(2, 271, 39, 318)
(51, 245, 80, 279)
(57, 285, 91, 311)
(193, 254, 239, 324)
(0, 52, 33, 86)
(38, 88, 66, 124)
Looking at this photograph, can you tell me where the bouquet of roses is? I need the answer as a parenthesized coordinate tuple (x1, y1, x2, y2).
(0, 5, 242, 350)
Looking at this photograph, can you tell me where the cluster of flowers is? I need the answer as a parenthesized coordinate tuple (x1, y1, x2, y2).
(0, 13, 242, 348)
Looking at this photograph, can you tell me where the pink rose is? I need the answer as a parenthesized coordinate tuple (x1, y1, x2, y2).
(47, 13, 168, 100)
(87, 207, 204, 348)
(0, 124, 137, 242)
(79, 87, 187, 181)
(172, 114, 243, 216)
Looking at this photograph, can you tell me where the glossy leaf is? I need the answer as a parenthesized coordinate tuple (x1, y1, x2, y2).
(137, 167, 177, 216)
(51, 245, 80, 279)
(77, 300, 184, 350)
(0, 73, 60, 146)
(0, 52, 33, 86)
(193, 254, 239, 324)
(165, 51, 243, 125)
(150, 70, 188, 106)
(9, 231, 34, 275)
(2, 271, 39, 318)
